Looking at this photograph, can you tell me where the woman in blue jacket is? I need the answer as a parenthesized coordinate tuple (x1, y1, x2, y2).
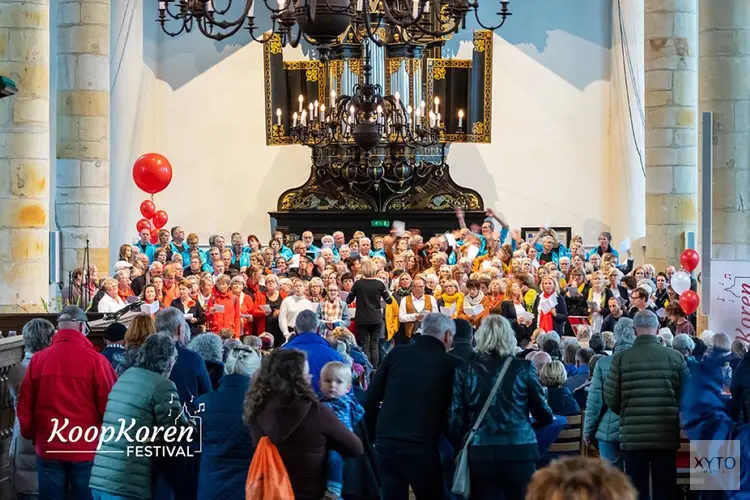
(196, 345, 262, 500)
(682, 353, 750, 497)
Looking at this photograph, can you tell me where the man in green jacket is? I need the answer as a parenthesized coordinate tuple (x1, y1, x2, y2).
(604, 310, 688, 500)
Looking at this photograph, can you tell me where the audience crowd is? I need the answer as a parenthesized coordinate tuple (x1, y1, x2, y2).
(9, 212, 747, 500)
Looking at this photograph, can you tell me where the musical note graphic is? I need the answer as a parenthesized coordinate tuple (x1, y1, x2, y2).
(168, 408, 172, 416)
(190, 395, 195, 403)
(169, 394, 175, 403)
(197, 403, 205, 413)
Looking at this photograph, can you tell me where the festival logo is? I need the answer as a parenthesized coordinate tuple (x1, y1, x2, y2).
(47, 396, 204, 458)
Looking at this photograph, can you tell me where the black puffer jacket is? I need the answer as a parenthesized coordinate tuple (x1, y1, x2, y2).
(449, 353, 553, 462)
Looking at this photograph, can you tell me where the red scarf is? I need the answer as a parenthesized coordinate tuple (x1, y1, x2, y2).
(538, 291, 554, 332)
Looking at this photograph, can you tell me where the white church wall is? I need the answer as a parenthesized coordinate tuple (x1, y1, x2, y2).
(110, 0, 646, 258)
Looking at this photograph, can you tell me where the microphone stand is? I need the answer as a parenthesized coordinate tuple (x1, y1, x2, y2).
(82, 238, 91, 309)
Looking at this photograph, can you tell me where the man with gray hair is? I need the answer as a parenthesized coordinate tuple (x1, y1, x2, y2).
(132, 260, 163, 296)
(17, 307, 116, 499)
(604, 310, 687, 498)
(281, 309, 343, 390)
(536, 331, 560, 351)
(363, 313, 460, 499)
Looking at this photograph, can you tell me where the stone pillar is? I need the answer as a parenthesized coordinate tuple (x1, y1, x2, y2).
(55, 0, 109, 275)
(0, 0, 50, 312)
(699, 0, 750, 261)
(644, 0, 699, 272)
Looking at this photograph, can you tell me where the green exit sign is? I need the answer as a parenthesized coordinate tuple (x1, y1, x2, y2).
(371, 220, 390, 228)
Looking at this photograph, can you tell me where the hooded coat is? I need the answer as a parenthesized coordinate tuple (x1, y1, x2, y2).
(248, 397, 363, 500)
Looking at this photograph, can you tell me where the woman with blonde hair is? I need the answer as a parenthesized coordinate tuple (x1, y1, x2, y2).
(97, 278, 126, 313)
(449, 315, 553, 499)
(532, 275, 569, 338)
(586, 271, 612, 332)
(498, 281, 533, 347)
(118, 313, 157, 374)
(540, 360, 580, 416)
(438, 279, 464, 319)
(346, 259, 392, 367)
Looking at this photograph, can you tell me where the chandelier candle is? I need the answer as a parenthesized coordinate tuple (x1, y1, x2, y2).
(298, 95, 304, 113)
(276, 108, 282, 126)
(293, 112, 298, 127)
(314, 100, 319, 119)
(320, 104, 325, 122)
(330, 90, 336, 107)
(434, 96, 439, 114)
(458, 109, 464, 129)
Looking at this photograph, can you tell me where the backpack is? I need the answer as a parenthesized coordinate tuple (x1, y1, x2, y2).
(246, 436, 295, 500)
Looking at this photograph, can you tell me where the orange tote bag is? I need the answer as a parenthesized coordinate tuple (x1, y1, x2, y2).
(246, 436, 295, 500)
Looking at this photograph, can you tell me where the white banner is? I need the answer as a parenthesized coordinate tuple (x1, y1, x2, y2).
(709, 260, 750, 343)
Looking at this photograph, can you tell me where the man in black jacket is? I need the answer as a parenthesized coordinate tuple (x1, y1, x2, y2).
(363, 313, 460, 500)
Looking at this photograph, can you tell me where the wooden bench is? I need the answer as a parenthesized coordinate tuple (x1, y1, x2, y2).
(549, 414, 584, 455)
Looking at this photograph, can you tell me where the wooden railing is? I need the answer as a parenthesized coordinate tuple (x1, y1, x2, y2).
(0, 314, 106, 349)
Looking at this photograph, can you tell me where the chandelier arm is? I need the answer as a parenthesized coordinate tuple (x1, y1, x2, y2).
(159, 16, 190, 36)
(164, 2, 188, 20)
(203, 0, 252, 29)
(248, 25, 279, 43)
(209, 0, 235, 16)
(286, 25, 304, 47)
(358, 1, 389, 46)
(471, 7, 509, 31)
(196, 14, 248, 39)
(261, 0, 292, 14)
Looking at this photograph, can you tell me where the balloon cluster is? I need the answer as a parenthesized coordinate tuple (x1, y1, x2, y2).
(672, 249, 700, 316)
(132, 153, 173, 244)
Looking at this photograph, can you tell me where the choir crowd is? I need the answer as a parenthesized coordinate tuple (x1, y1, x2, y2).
(12, 210, 750, 500)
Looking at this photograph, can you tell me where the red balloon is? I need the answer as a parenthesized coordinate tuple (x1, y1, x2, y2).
(132, 153, 173, 195)
(150, 231, 159, 245)
(136, 218, 153, 234)
(680, 249, 700, 273)
(680, 290, 700, 316)
(152, 210, 169, 229)
(139, 200, 156, 219)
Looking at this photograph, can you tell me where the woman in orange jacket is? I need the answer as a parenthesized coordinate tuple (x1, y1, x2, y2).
(206, 274, 241, 337)
(243, 265, 268, 336)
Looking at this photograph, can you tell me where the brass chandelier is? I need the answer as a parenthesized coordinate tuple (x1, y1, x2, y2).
(156, 0, 512, 45)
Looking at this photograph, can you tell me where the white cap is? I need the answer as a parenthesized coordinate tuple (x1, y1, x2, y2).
(114, 260, 133, 271)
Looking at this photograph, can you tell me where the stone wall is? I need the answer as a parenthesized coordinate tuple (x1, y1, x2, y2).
(644, 0, 698, 272)
(0, 0, 50, 312)
(699, 0, 750, 261)
(55, 0, 109, 274)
